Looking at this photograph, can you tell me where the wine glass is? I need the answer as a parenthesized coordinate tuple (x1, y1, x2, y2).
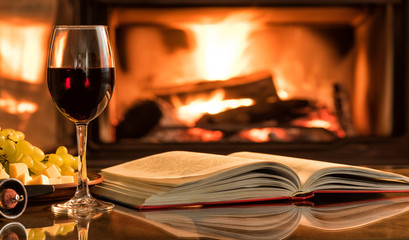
(47, 25, 115, 215)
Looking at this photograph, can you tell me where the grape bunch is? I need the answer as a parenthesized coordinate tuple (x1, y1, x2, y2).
(0, 127, 78, 180)
(28, 222, 76, 240)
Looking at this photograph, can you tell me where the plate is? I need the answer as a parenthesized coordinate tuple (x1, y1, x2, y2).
(28, 172, 103, 202)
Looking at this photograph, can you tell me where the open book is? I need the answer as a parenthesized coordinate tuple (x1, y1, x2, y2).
(116, 194, 409, 240)
(91, 151, 409, 209)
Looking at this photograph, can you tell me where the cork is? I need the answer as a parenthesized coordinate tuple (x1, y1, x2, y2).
(0, 189, 23, 210)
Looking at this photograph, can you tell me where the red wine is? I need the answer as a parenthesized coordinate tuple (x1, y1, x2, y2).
(47, 68, 115, 122)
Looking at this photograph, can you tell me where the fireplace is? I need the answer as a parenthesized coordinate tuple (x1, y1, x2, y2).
(1, 0, 408, 166)
(87, 0, 408, 162)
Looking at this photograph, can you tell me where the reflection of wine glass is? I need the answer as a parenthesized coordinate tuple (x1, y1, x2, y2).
(47, 25, 115, 214)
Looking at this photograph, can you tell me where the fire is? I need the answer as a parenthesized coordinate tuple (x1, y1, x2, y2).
(172, 89, 254, 126)
(190, 20, 253, 80)
(240, 127, 289, 142)
(292, 107, 346, 138)
(304, 119, 331, 129)
(0, 21, 49, 83)
(186, 128, 223, 142)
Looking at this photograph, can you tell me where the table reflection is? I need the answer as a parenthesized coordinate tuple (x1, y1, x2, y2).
(5, 192, 409, 240)
(0, 222, 27, 240)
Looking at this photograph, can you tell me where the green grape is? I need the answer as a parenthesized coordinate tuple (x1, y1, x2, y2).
(30, 161, 47, 175)
(56, 225, 67, 236)
(56, 146, 68, 155)
(0, 138, 5, 156)
(62, 223, 76, 234)
(3, 139, 16, 157)
(60, 153, 75, 167)
(0, 134, 5, 146)
(48, 154, 63, 167)
(32, 229, 46, 240)
(73, 157, 79, 170)
(20, 155, 34, 168)
(61, 166, 74, 176)
(32, 146, 45, 162)
(28, 228, 36, 240)
(8, 151, 22, 163)
(1, 129, 17, 141)
(16, 140, 34, 155)
(15, 131, 25, 141)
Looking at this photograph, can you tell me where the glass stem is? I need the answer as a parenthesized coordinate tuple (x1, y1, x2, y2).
(75, 123, 90, 199)
(77, 219, 90, 240)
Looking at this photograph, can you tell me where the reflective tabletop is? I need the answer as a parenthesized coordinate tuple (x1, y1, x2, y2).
(3, 167, 409, 240)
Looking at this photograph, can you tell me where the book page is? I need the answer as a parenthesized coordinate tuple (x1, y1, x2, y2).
(231, 152, 409, 194)
(102, 151, 275, 184)
(229, 152, 349, 186)
(299, 196, 409, 230)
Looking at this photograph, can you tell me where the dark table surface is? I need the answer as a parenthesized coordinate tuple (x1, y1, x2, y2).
(4, 166, 409, 240)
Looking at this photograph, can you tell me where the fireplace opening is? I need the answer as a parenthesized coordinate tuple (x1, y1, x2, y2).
(91, 5, 398, 145)
(0, 1, 407, 164)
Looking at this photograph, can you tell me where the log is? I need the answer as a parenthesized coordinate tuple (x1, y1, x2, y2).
(196, 99, 316, 127)
(154, 71, 280, 103)
(115, 100, 163, 139)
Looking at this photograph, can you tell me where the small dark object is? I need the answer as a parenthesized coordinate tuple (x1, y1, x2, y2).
(0, 222, 27, 240)
(0, 179, 27, 219)
(0, 189, 22, 210)
(116, 100, 163, 139)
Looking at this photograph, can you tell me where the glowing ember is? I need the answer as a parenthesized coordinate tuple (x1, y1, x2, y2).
(172, 89, 255, 126)
(186, 128, 223, 142)
(240, 127, 289, 142)
(304, 119, 332, 129)
(292, 107, 345, 138)
(241, 128, 270, 142)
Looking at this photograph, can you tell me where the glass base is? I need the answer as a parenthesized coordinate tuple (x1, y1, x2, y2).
(51, 195, 114, 216)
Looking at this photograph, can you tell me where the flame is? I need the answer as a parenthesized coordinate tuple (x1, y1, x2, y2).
(0, 21, 49, 83)
(172, 89, 254, 126)
(277, 90, 289, 100)
(190, 21, 252, 80)
(0, 93, 38, 114)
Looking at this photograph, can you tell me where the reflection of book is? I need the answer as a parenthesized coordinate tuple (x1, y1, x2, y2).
(115, 195, 409, 240)
(92, 151, 409, 209)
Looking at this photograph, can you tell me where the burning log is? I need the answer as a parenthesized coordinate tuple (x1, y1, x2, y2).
(196, 99, 317, 127)
(154, 71, 279, 103)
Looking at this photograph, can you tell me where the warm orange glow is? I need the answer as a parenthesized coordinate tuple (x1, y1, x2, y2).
(0, 21, 49, 83)
(240, 127, 288, 142)
(54, 31, 68, 68)
(0, 95, 38, 114)
(291, 108, 345, 138)
(277, 90, 289, 100)
(190, 21, 252, 80)
(241, 128, 271, 142)
(172, 89, 254, 126)
(187, 128, 223, 142)
(304, 119, 332, 129)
